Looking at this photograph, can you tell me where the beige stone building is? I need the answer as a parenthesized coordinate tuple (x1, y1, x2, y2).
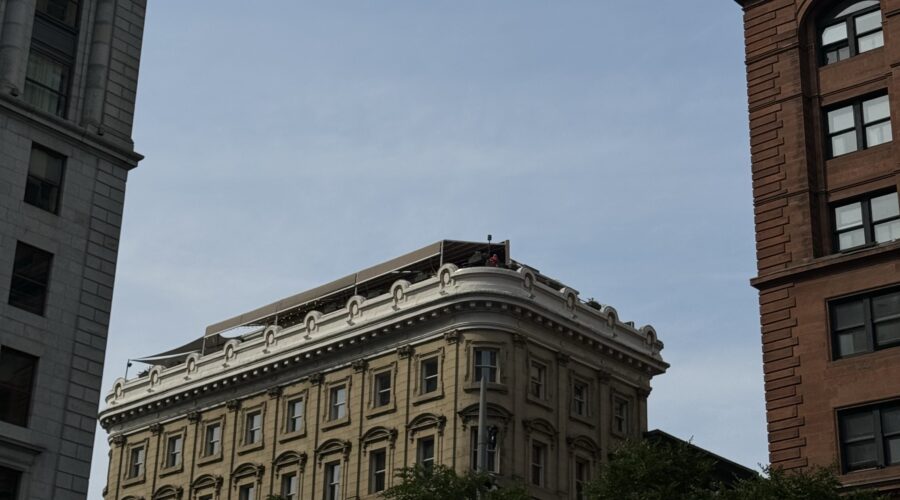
(98, 240, 668, 500)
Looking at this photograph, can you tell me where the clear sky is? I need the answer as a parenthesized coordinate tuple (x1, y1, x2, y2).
(88, 1, 758, 496)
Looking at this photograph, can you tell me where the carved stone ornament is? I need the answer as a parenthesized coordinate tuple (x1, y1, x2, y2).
(226, 399, 241, 411)
(397, 345, 413, 358)
(187, 411, 201, 423)
(309, 373, 324, 385)
(352, 359, 368, 373)
(111, 434, 126, 447)
(637, 387, 652, 398)
(267, 386, 283, 398)
(149, 422, 163, 435)
(299, 451, 309, 473)
(556, 352, 571, 365)
(512, 333, 527, 346)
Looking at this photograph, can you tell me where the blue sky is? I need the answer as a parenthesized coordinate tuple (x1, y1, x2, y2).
(89, 1, 758, 495)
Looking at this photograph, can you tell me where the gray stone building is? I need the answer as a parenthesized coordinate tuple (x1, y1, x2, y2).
(99, 240, 668, 500)
(0, 0, 147, 498)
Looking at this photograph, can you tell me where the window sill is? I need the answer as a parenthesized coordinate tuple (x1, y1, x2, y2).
(751, 239, 900, 288)
(463, 382, 507, 394)
(278, 430, 307, 444)
(412, 391, 444, 406)
(366, 405, 397, 420)
(196, 453, 223, 467)
(237, 441, 265, 455)
(120, 474, 145, 488)
(158, 464, 183, 478)
(321, 417, 351, 431)
(569, 413, 596, 428)
(526, 394, 554, 411)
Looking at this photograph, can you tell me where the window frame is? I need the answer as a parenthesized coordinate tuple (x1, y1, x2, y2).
(329, 384, 347, 421)
(0, 466, 22, 500)
(838, 400, 900, 472)
(473, 347, 499, 383)
(571, 377, 591, 419)
(24, 144, 65, 214)
(8, 241, 53, 316)
(421, 356, 440, 395)
(324, 460, 342, 500)
(832, 191, 900, 252)
(0, 345, 38, 428)
(122, 439, 149, 485)
(529, 359, 547, 400)
(573, 456, 591, 500)
(530, 440, 548, 487)
(369, 447, 388, 494)
(198, 416, 225, 464)
(283, 393, 306, 437)
(612, 395, 631, 437)
(825, 93, 892, 158)
(469, 427, 500, 473)
(279, 472, 299, 500)
(160, 428, 185, 474)
(243, 408, 263, 447)
(830, 285, 900, 359)
(416, 435, 436, 472)
(819, 0, 883, 66)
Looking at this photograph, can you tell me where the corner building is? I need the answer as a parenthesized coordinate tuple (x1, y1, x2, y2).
(98, 240, 668, 500)
(737, 0, 900, 493)
(0, 0, 147, 498)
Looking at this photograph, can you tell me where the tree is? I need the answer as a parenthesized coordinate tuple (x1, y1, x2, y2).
(380, 464, 528, 500)
(584, 438, 883, 500)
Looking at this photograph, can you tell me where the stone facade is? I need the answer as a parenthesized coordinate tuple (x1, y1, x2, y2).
(737, 0, 900, 493)
(99, 241, 668, 500)
(0, 0, 146, 498)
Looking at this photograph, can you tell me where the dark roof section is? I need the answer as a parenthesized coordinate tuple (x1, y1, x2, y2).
(204, 239, 511, 336)
(645, 429, 759, 485)
(132, 333, 230, 368)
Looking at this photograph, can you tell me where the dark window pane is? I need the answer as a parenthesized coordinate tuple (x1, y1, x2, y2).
(887, 437, 900, 465)
(24, 146, 65, 213)
(35, 0, 80, 27)
(0, 466, 22, 500)
(874, 292, 900, 320)
(837, 328, 868, 357)
(826, 46, 851, 64)
(882, 407, 900, 435)
(822, 23, 848, 45)
(846, 441, 878, 469)
(842, 411, 875, 441)
(875, 319, 900, 346)
(24, 51, 69, 117)
(9, 242, 53, 315)
(0, 348, 38, 427)
(834, 301, 865, 330)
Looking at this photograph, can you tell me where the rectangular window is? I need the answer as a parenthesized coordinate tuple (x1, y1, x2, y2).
(325, 461, 341, 500)
(369, 448, 387, 493)
(834, 192, 900, 251)
(204, 422, 221, 456)
(245, 410, 262, 444)
(572, 380, 589, 417)
(421, 357, 439, 394)
(613, 397, 630, 435)
(36, 0, 80, 28)
(280, 473, 298, 500)
(287, 397, 304, 433)
(374, 371, 392, 407)
(8, 241, 53, 316)
(574, 458, 590, 500)
(531, 441, 546, 486)
(831, 286, 900, 358)
(329, 385, 347, 421)
(473, 348, 498, 383)
(529, 361, 546, 399)
(470, 428, 498, 472)
(27, 0, 78, 118)
(238, 484, 255, 500)
(165, 435, 182, 468)
(24, 145, 65, 214)
(0, 465, 22, 500)
(0, 346, 38, 427)
(24, 50, 70, 116)
(127, 445, 145, 478)
(417, 436, 435, 472)
(839, 400, 900, 472)
(821, 3, 883, 65)
(827, 94, 892, 157)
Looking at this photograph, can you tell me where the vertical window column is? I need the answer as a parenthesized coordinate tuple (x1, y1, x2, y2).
(0, 346, 38, 427)
(8, 241, 53, 316)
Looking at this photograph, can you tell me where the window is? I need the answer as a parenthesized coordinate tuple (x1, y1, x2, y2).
(613, 397, 630, 435)
(827, 94, 891, 157)
(0, 465, 22, 500)
(244, 410, 262, 444)
(839, 400, 900, 472)
(24, 145, 65, 214)
(165, 435, 182, 468)
(572, 380, 589, 417)
(127, 445, 145, 478)
(286, 397, 304, 433)
(574, 458, 590, 500)
(421, 357, 439, 394)
(820, 0, 882, 65)
(238, 484, 255, 500)
(831, 286, 900, 358)
(24, 49, 70, 116)
(834, 192, 900, 251)
(369, 448, 387, 493)
(324, 461, 341, 500)
(531, 441, 547, 486)
(8, 241, 53, 316)
(204, 422, 221, 456)
(470, 427, 498, 472)
(374, 371, 392, 407)
(473, 348, 498, 383)
(280, 473, 298, 500)
(529, 361, 546, 399)
(329, 385, 347, 421)
(417, 436, 435, 472)
(36, 0, 80, 27)
(0, 346, 38, 427)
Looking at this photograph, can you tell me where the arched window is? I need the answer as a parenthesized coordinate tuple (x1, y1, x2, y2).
(820, 0, 883, 65)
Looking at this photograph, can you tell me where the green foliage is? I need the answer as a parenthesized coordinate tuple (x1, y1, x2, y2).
(380, 465, 528, 500)
(721, 466, 882, 500)
(583, 438, 721, 500)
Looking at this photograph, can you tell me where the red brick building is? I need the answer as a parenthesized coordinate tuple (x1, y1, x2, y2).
(737, 0, 900, 493)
